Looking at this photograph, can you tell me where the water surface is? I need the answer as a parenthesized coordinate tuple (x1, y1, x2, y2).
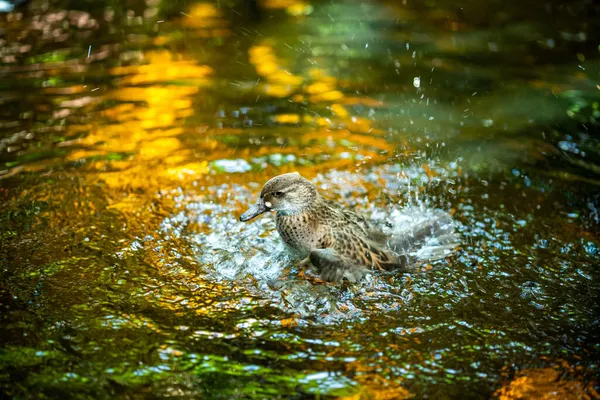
(1, 0, 599, 398)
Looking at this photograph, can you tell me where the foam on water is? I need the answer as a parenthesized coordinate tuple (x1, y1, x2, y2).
(160, 165, 462, 319)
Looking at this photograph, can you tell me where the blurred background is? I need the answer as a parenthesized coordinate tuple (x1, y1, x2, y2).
(0, 0, 599, 398)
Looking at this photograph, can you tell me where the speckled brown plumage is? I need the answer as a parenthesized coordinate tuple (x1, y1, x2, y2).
(275, 196, 408, 281)
(239, 172, 447, 282)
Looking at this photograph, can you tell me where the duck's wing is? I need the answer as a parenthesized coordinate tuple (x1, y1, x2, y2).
(310, 228, 409, 282)
(322, 199, 372, 232)
(310, 243, 410, 283)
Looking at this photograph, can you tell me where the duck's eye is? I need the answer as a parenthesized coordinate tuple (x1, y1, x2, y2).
(273, 191, 284, 198)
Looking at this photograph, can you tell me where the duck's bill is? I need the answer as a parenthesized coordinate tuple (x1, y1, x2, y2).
(240, 200, 268, 222)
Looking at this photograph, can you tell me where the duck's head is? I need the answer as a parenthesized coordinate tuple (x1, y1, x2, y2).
(239, 172, 317, 222)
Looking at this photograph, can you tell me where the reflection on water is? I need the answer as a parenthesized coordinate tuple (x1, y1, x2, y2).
(1, 0, 599, 398)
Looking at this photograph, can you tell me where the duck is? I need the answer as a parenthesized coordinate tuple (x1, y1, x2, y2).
(239, 172, 457, 282)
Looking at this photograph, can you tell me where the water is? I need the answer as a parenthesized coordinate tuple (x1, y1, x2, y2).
(1, 0, 599, 398)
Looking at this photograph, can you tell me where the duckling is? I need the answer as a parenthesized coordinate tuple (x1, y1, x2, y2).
(240, 172, 456, 282)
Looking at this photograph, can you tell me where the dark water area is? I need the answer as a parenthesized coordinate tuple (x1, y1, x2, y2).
(1, 0, 600, 398)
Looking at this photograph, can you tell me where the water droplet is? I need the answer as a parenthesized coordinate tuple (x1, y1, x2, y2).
(413, 77, 421, 88)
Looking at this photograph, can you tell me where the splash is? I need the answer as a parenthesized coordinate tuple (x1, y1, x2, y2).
(159, 164, 461, 319)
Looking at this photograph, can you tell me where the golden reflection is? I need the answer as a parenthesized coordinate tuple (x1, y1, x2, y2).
(42, 85, 87, 95)
(18, 18, 398, 186)
(495, 367, 599, 400)
(261, 0, 313, 16)
(132, 250, 240, 319)
(248, 42, 392, 164)
(10, 1, 399, 196)
(336, 360, 414, 400)
(164, 161, 210, 179)
(109, 51, 213, 86)
(57, 47, 216, 192)
(330, 104, 349, 118)
(182, 2, 231, 37)
(249, 43, 304, 98)
(342, 384, 413, 400)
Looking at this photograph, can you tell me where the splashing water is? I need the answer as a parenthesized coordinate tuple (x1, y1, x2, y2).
(159, 164, 461, 319)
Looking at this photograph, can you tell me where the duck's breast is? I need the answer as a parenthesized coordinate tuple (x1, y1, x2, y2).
(276, 212, 324, 256)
